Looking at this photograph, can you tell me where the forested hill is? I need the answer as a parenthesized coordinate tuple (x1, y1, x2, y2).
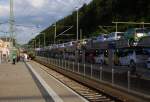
(113, 0, 150, 21)
(30, 0, 150, 45)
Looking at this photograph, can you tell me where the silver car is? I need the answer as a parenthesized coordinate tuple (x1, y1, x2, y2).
(107, 32, 124, 41)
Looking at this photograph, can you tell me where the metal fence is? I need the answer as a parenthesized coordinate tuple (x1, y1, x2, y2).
(36, 56, 150, 96)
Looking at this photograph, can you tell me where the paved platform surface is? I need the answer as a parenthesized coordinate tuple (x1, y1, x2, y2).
(0, 62, 45, 102)
(0, 62, 88, 102)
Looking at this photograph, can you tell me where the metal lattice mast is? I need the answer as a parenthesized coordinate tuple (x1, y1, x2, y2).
(9, 0, 15, 45)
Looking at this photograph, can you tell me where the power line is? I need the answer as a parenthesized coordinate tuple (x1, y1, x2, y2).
(112, 21, 150, 25)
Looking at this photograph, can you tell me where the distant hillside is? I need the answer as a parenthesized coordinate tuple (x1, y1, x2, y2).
(29, 0, 150, 46)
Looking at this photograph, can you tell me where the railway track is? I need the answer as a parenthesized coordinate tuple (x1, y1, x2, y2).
(32, 61, 123, 102)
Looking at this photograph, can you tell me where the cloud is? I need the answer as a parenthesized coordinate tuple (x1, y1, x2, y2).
(0, 5, 9, 18)
(27, 0, 46, 8)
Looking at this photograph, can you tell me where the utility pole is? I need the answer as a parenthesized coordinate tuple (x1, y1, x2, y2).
(75, 7, 79, 63)
(34, 39, 36, 49)
(44, 33, 46, 47)
(35, 39, 36, 49)
(34, 39, 36, 56)
(76, 7, 79, 41)
(80, 29, 82, 40)
(39, 39, 40, 48)
(54, 22, 57, 44)
(115, 23, 118, 32)
(9, 0, 15, 46)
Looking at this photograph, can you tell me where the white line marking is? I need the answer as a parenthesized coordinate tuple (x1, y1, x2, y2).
(26, 63, 63, 102)
(35, 62, 89, 102)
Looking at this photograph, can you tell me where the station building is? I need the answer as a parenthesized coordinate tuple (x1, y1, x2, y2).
(0, 38, 11, 63)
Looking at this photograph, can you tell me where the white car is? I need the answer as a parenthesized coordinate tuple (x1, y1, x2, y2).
(107, 32, 124, 41)
(58, 43, 65, 48)
(94, 54, 104, 64)
(92, 34, 107, 43)
(51, 44, 58, 49)
(146, 57, 150, 69)
(64, 41, 77, 47)
(119, 49, 149, 68)
(79, 39, 90, 45)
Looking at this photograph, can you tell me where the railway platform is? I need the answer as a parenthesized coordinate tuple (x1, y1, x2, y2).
(0, 62, 88, 102)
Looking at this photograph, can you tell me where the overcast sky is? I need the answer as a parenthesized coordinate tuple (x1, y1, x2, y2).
(0, 0, 92, 44)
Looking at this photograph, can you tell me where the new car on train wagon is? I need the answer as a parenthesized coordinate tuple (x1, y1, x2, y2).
(65, 41, 77, 47)
(124, 28, 150, 46)
(119, 48, 149, 68)
(146, 57, 150, 69)
(58, 43, 65, 48)
(94, 50, 109, 65)
(107, 32, 124, 41)
(92, 34, 108, 43)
